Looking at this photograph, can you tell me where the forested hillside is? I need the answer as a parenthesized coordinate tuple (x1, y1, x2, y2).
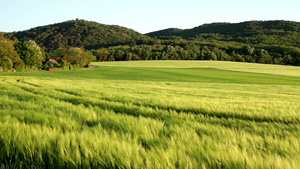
(147, 20, 300, 47)
(7, 19, 150, 51)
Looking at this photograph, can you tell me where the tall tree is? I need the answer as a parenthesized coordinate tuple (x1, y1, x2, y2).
(0, 36, 24, 71)
(15, 40, 45, 70)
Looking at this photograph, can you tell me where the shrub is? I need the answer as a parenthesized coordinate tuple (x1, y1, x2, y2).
(69, 64, 74, 70)
(14, 59, 25, 72)
(61, 60, 70, 70)
(48, 62, 54, 68)
(0, 57, 13, 72)
(73, 64, 81, 70)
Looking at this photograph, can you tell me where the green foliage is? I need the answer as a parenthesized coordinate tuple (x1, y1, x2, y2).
(0, 36, 24, 71)
(69, 64, 74, 70)
(146, 28, 183, 38)
(14, 40, 45, 70)
(13, 58, 25, 72)
(53, 47, 96, 67)
(0, 57, 13, 72)
(51, 47, 96, 68)
(147, 20, 300, 48)
(73, 64, 81, 70)
(91, 48, 110, 61)
(144, 20, 300, 66)
(60, 60, 69, 70)
(44, 59, 61, 69)
(8, 19, 150, 51)
(91, 42, 300, 66)
(3, 20, 300, 67)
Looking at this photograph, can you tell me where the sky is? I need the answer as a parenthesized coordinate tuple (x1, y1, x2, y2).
(0, 0, 299, 34)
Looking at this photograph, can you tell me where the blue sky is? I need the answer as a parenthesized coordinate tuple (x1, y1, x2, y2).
(0, 0, 299, 34)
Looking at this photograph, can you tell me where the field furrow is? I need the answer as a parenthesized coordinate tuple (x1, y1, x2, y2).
(0, 61, 300, 168)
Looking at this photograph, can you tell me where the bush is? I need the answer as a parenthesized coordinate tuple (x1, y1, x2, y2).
(14, 59, 25, 72)
(73, 64, 81, 70)
(0, 57, 13, 72)
(48, 62, 54, 68)
(69, 64, 74, 70)
(61, 60, 70, 70)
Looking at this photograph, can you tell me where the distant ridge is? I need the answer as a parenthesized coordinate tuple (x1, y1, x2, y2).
(146, 28, 183, 38)
(2, 19, 300, 66)
(4, 19, 300, 50)
(146, 20, 300, 47)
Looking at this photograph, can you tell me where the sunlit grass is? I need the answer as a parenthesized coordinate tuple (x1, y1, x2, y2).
(93, 60, 300, 77)
(0, 61, 300, 168)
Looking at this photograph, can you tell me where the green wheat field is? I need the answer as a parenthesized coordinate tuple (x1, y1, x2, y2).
(1, 61, 300, 168)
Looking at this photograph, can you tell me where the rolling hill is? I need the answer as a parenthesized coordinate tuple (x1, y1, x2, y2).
(6, 20, 300, 50)
(146, 20, 300, 47)
(7, 19, 151, 50)
(2, 19, 300, 67)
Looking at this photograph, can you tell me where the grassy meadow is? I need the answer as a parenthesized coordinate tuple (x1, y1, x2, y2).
(0, 60, 300, 168)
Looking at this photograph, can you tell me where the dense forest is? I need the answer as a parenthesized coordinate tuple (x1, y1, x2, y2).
(147, 20, 300, 47)
(8, 19, 150, 51)
(1, 19, 300, 72)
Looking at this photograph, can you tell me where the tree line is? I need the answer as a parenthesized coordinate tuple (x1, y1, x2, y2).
(1, 35, 300, 73)
(0, 35, 95, 73)
(91, 40, 300, 65)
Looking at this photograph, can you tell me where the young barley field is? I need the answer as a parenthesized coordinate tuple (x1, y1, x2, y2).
(0, 61, 300, 168)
